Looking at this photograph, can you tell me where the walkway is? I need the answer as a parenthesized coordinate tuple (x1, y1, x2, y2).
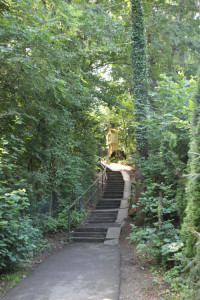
(3, 166, 131, 300)
(3, 243, 120, 300)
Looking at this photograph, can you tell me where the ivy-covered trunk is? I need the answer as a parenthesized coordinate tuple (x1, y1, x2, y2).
(182, 71, 200, 257)
(131, 0, 149, 223)
(131, 0, 148, 159)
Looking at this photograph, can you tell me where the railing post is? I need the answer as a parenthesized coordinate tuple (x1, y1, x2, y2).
(68, 208, 71, 237)
(98, 179, 100, 196)
(79, 196, 82, 212)
(91, 185, 93, 202)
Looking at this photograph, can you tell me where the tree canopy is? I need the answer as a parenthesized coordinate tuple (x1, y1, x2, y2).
(1, 0, 200, 293)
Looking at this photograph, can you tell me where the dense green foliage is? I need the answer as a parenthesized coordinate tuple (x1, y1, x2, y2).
(0, 0, 125, 269)
(0, 187, 41, 270)
(129, 73, 196, 263)
(1, 0, 200, 292)
(128, 0, 200, 292)
(144, 0, 200, 85)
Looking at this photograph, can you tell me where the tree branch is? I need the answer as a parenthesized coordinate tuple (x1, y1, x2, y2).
(104, 1, 129, 10)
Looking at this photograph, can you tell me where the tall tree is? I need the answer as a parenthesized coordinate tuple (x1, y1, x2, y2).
(131, 0, 149, 157)
(182, 71, 200, 257)
(131, 0, 149, 221)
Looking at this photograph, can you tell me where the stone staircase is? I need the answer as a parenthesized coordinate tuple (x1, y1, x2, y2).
(72, 167, 126, 243)
(72, 227, 107, 243)
(88, 211, 118, 223)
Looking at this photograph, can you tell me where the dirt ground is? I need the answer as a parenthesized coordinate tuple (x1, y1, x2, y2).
(118, 167, 171, 300)
(118, 217, 170, 300)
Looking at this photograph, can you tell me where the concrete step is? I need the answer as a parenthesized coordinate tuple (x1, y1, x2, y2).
(106, 183, 124, 186)
(106, 188, 124, 190)
(72, 237, 105, 242)
(107, 178, 124, 180)
(89, 219, 116, 223)
(89, 214, 117, 219)
(103, 194, 123, 198)
(108, 177, 124, 183)
(107, 176, 123, 178)
(72, 226, 107, 242)
(89, 216, 117, 223)
(98, 199, 121, 203)
(106, 183, 124, 185)
(81, 223, 120, 228)
(97, 203, 120, 207)
(104, 197, 122, 200)
(74, 227, 107, 233)
(107, 174, 123, 179)
(107, 181, 123, 184)
(92, 209, 118, 212)
(106, 186, 124, 189)
(90, 213, 117, 218)
(96, 207, 120, 209)
(96, 205, 120, 209)
(91, 210, 117, 214)
(107, 174, 123, 176)
(101, 198, 122, 201)
(106, 188, 124, 191)
(103, 197, 123, 200)
(105, 192, 123, 195)
(105, 189, 124, 192)
(91, 213, 117, 217)
(96, 203, 120, 208)
(73, 232, 106, 238)
(107, 175, 123, 180)
(107, 182, 123, 185)
(106, 185, 124, 188)
(104, 191, 123, 195)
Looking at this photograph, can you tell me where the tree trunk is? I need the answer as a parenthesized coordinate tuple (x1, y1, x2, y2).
(131, 0, 149, 224)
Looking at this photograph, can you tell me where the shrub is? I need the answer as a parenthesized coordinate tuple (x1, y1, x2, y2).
(43, 209, 87, 234)
(129, 222, 183, 265)
(0, 187, 41, 270)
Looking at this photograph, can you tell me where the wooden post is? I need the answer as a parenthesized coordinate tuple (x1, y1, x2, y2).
(90, 185, 93, 202)
(98, 179, 100, 196)
(158, 190, 163, 230)
(68, 208, 71, 237)
(79, 197, 82, 212)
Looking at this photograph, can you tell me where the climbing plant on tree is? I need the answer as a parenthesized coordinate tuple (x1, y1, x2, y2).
(182, 71, 200, 258)
(131, 0, 149, 159)
(131, 0, 149, 224)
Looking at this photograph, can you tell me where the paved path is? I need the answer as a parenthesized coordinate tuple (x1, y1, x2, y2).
(3, 243, 120, 300)
(3, 166, 131, 300)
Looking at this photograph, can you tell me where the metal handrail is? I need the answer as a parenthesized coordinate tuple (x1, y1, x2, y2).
(67, 160, 107, 237)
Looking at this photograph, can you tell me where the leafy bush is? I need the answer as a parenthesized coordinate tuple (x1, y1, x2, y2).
(129, 222, 183, 265)
(43, 209, 87, 234)
(0, 187, 41, 270)
(129, 169, 183, 265)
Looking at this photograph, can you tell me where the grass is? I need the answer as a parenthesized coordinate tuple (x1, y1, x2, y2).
(0, 270, 29, 297)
